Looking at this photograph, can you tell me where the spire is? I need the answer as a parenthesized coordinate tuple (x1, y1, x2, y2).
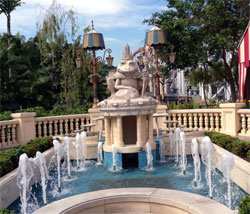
(121, 44, 133, 60)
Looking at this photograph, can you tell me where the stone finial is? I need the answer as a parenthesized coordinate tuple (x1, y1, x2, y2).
(121, 44, 133, 60)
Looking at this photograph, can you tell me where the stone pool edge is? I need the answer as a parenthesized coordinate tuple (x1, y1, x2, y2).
(33, 188, 233, 214)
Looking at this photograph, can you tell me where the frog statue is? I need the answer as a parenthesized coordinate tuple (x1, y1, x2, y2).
(106, 44, 149, 99)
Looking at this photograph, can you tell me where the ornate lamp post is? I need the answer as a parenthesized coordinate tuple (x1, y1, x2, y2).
(75, 21, 113, 108)
(145, 18, 176, 103)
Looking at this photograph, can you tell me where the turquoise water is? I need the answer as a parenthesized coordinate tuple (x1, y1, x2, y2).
(8, 156, 248, 213)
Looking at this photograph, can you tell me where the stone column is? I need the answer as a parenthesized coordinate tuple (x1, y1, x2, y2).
(88, 107, 101, 132)
(117, 116, 124, 147)
(136, 115, 143, 147)
(153, 104, 168, 132)
(11, 112, 36, 145)
(148, 115, 154, 146)
(220, 103, 245, 136)
(104, 117, 111, 146)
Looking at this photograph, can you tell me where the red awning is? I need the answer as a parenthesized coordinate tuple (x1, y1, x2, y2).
(238, 21, 250, 100)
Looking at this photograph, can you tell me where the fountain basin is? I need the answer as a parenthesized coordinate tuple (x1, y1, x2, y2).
(34, 188, 232, 214)
(7, 156, 248, 213)
(0, 147, 54, 209)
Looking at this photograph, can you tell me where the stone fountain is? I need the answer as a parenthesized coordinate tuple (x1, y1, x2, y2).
(97, 44, 158, 168)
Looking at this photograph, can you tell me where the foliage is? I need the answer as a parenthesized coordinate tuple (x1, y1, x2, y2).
(0, 0, 23, 20)
(0, 105, 89, 121)
(205, 131, 250, 161)
(0, 1, 110, 112)
(0, 0, 23, 43)
(144, 0, 249, 102)
(0, 33, 57, 111)
(0, 111, 12, 121)
(36, 0, 97, 108)
(0, 137, 53, 177)
(167, 101, 201, 109)
(0, 209, 14, 214)
(239, 196, 250, 214)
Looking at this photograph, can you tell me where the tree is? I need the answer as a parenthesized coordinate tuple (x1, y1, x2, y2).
(145, 0, 249, 102)
(0, 0, 23, 46)
(0, 33, 56, 111)
(37, 0, 93, 108)
(0, 0, 23, 77)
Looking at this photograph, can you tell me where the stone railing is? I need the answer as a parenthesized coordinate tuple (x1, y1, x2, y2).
(238, 109, 250, 136)
(0, 103, 249, 150)
(154, 103, 249, 138)
(166, 109, 221, 131)
(0, 120, 19, 149)
(35, 114, 91, 138)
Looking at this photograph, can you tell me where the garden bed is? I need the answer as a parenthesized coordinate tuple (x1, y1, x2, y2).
(0, 137, 53, 177)
(205, 131, 250, 163)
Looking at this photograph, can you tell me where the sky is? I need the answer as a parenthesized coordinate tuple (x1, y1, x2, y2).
(0, 0, 168, 66)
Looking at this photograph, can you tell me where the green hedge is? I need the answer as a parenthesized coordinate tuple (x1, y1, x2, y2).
(239, 196, 250, 214)
(0, 208, 15, 214)
(0, 105, 89, 121)
(205, 131, 250, 160)
(0, 209, 14, 214)
(0, 137, 53, 177)
(167, 101, 220, 110)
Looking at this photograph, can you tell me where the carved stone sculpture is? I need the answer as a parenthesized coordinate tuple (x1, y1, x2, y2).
(106, 44, 149, 99)
(98, 44, 157, 112)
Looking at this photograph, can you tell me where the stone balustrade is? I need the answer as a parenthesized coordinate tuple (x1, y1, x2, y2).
(165, 109, 221, 132)
(0, 120, 19, 149)
(238, 109, 250, 136)
(0, 104, 249, 150)
(35, 114, 91, 138)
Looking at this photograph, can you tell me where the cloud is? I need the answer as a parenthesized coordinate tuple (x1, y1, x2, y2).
(0, 0, 167, 65)
(21, 0, 129, 16)
(0, 0, 166, 35)
(64, 0, 129, 16)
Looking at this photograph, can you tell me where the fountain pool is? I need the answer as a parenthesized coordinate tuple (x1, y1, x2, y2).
(8, 156, 248, 213)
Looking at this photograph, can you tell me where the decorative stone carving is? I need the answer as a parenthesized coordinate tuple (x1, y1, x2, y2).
(98, 44, 157, 155)
(98, 44, 158, 112)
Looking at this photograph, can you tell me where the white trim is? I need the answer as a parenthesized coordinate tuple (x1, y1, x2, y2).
(238, 20, 250, 48)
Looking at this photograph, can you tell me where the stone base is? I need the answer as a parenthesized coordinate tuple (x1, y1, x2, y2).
(56, 136, 99, 160)
(154, 135, 162, 161)
(88, 107, 102, 132)
(104, 150, 156, 169)
(104, 152, 122, 169)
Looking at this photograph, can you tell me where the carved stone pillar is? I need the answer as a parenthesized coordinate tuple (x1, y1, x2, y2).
(148, 115, 154, 146)
(117, 116, 124, 147)
(136, 115, 143, 147)
(104, 117, 111, 146)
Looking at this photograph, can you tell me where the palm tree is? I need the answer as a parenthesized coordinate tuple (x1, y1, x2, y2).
(0, 0, 23, 77)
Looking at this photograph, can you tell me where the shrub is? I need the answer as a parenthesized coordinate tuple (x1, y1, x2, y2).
(0, 137, 53, 177)
(167, 102, 201, 110)
(0, 105, 89, 121)
(15, 107, 47, 117)
(0, 111, 12, 121)
(239, 196, 250, 214)
(205, 131, 250, 161)
(247, 150, 250, 159)
(0, 209, 14, 214)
